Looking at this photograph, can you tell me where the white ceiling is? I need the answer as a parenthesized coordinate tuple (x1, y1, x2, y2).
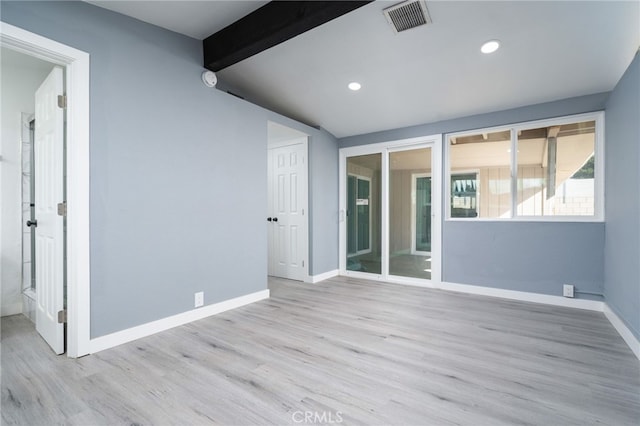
(86, 1, 268, 39)
(86, 1, 639, 139)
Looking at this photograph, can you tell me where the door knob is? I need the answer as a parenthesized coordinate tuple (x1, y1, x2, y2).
(272, 217, 278, 222)
(267, 217, 272, 222)
(26, 220, 38, 227)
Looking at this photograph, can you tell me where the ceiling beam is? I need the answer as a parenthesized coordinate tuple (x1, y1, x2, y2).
(203, 1, 373, 72)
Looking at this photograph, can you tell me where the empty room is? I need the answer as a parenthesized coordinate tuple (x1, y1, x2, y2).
(1, 1, 638, 425)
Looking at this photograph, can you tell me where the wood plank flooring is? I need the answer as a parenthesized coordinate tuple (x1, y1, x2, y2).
(2, 276, 639, 425)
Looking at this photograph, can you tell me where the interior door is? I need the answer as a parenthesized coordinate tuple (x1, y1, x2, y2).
(267, 141, 308, 281)
(34, 66, 65, 355)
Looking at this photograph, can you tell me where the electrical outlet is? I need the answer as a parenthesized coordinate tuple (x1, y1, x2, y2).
(563, 284, 574, 298)
(194, 291, 204, 308)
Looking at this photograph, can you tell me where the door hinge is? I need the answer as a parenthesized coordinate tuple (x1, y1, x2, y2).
(57, 202, 67, 217)
(57, 309, 67, 324)
(57, 94, 67, 109)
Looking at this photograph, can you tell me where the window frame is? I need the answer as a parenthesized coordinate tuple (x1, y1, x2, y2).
(445, 111, 605, 222)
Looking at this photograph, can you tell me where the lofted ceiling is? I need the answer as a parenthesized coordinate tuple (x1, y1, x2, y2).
(86, 1, 639, 139)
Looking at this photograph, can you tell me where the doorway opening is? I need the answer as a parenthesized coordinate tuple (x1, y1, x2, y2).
(267, 121, 310, 282)
(2, 47, 67, 354)
(1, 22, 90, 357)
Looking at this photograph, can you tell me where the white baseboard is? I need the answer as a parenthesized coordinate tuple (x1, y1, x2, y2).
(603, 304, 640, 360)
(441, 281, 604, 311)
(1, 302, 23, 317)
(307, 269, 339, 283)
(89, 289, 269, 354)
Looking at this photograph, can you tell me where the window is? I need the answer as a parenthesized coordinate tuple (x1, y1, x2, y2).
(446, 112, 603, 221)
(451, 173, 478, 218)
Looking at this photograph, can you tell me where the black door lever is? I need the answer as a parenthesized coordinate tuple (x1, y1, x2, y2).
(26, 220, 38, 227)
(267, 217, 272, 222)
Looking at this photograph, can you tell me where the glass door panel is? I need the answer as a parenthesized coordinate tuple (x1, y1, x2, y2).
(346, 154, 381, 274)
(415, 176, 431, 253)
(389, 147, 432, 279)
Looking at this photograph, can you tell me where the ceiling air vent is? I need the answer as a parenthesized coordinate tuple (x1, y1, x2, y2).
(384, 0, 431, 34)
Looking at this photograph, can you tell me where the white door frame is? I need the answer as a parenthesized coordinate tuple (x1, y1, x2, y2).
(338, 135, 442, 287)
(1, 22, 91, 358)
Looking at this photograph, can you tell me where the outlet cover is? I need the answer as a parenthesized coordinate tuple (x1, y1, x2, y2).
(194, 291, 204, 308)
(563, 284, 574, 298)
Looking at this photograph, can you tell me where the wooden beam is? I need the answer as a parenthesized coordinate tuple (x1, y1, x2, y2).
(546, 126, 561, 139)
(203, 1, 373, 72)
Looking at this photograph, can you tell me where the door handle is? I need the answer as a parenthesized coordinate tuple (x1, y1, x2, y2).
(26, 220, 38, 227)
(267, 217, 272, 222)
(272, 217, 278, 222)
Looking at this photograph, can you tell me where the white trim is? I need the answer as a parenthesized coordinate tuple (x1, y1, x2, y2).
(1, 22, 91, 358)
(603, 304, 640, 360)
(306, 269, 339, 283)
(441, 281, 603, 311)
(89, 290, 270, 354)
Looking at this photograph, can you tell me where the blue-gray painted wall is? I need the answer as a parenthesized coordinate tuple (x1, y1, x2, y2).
(340, 94, 609, 299)
(604, 52, 640, 339)
(1, 1, 338, 337)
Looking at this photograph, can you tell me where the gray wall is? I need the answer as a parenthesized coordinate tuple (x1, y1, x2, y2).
(340, 93, 609, 299)
(604, 52, 640, 339)
(2, 1, 338, 338)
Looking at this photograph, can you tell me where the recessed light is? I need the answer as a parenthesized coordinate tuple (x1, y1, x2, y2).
(348, 82, 361, 91)
(481, 40, 500, 54)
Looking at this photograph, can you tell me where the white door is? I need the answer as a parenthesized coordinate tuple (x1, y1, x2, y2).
(34, 67, 65, 355)
(267, 140, 308, 281)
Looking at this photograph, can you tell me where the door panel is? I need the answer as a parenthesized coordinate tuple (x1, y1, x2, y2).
(345, 154, 381, 274)
(389, 147, 432, 280)
(34, 66, 65, 355)
(267, 142, 308, 281)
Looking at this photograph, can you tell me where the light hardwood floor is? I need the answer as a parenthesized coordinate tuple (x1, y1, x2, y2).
(2, 276, 639, 425)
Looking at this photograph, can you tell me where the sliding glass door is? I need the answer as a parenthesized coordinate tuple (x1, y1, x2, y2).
(340, 138, 440, 284)
(389, 147, 432, 280)
(346, 154, 381, 274)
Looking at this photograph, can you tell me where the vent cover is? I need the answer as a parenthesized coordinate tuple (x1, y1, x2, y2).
(384, 0, 431, 33)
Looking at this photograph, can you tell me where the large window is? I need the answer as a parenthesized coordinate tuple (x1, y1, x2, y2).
(446, 112, 603, 221)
